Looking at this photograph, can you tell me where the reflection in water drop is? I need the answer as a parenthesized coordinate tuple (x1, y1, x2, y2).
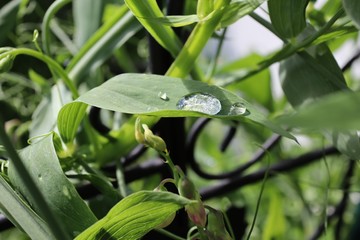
(229, 102, 247, 115)
(176, 93, 221, 115)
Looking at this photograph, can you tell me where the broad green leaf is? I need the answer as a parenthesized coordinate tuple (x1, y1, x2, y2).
(75, 191, 193, 240)
(0, 0, 22, 45)
(280, 45, 347, 107)
(268, 0, 309, 38)
(219, 0, 268, 28)
(73, 0, 104, 47)
(7, 134, 97, 238)
(277, 91, 360, 131)
(58, 73, 294, 141)
(0, 174, 55, 240)
(57, 101, 87, 143)
(124, 0, 183, 57)
(343, 0, 360, 29)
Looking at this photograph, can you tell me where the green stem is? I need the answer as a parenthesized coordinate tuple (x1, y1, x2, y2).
(2, 48, 79, 98)
(0, 115, 71, 240)
(166, 2, 230, 78)
(155, 228, 187, 240)
(161, 152, 180, 184)
(42, 0, 72, 56)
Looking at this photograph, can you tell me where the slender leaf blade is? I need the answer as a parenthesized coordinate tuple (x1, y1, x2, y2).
(0, 175, 55, 240)
(7, 134, 98, 238)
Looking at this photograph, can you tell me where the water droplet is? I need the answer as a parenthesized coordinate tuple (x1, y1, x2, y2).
(176, 93, 221, 115)
(37, 174, 42, 180)
(228, 102, 247, 115)
(158, 92, 169, 101)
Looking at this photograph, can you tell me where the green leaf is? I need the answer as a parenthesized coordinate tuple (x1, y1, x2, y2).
(268, 0, 309, 38)
(58, 73, 294, 141)
(332, 131, 360, 160)
(0, 0, 22, 45)
(219, 0, 268, 28)
(75, 191, 192, 240)
(0, 174, 55, 240)
(277, 91, 360, 131)
(124, 0, 183, 57)
(73, 0, 104, 47)
(57, 101, 87, 143)
(66, 5, 141, 83)
(343, 0, 360, 29)
(280, 45, 347, 107)
(7, 134, 97, 238)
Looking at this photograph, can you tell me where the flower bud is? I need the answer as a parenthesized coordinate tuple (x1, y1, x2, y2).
(142, 124, 167, 153)
(178, 176, 198, 200)
(135, 117, 146, 144)
(185, 201, 207, 227)
(0, 55, 14, 74)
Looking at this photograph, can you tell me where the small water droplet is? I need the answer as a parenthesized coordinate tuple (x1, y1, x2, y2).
(158, 92, 169, 101)
(37, 174, 42, 180)
(176, 93, 221, 115)
(229, 102, 247, 115)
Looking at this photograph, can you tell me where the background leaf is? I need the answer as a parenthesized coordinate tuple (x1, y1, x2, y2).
(343, 0, 360, 29)
(7, 134, 97, 238)
(268, 0, 309, 38)
(280, 44, 347, 107)
(0, 0, 22, 45)
(75, 191, 192, 240)
(277, 91, 360, 131)
(0, 175, 55, 240)
(73, 0, 104, 48)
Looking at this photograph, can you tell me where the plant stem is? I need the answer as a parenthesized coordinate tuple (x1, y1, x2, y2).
(1, 48, 79, 98)
(155, 228, 187, 240)
(42, 0, 72, 56)
(166, 2, 230, 78)
(0, 116, 71, 240)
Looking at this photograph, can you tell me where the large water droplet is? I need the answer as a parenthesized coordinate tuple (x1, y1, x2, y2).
(228, 102, 247, 115)
(176, 93, 221, 115)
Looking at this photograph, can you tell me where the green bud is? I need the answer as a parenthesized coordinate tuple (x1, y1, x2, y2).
(0, 55, 14, 74)
(135, 117, 146, 144)
(178, 176, 199, 200)
(142, 124, 167, 153)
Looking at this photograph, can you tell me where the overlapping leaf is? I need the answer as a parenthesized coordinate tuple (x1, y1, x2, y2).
(7, 134, 97, 238)
(58, 74, 295, 144)
(75, 191, 193, 240)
